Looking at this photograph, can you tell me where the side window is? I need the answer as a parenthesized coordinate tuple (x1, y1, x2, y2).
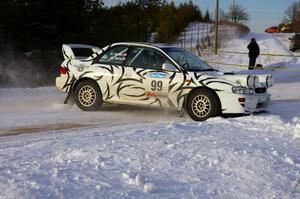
(127, 47, 168, 70)
(98, 46, 128, 65)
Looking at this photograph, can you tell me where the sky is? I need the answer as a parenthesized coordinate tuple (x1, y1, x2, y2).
(103, 0, 298, 33)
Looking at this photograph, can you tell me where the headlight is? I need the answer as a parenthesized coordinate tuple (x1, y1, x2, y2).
(254, 76, 260, 88)
(247, 75, 259, 88)
(247, 76, 255, 88)
(266, 75, 274, 88)
(232, 86, 255, 94)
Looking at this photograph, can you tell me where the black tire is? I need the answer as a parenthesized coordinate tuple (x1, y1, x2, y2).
(74, 80, 103, 111)
(186, 89, 220, 121)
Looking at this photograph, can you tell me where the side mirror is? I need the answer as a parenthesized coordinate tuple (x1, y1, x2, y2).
(162, 62, 177, 71)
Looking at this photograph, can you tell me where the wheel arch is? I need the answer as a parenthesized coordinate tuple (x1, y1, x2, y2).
(186, 87, 222, 115)
(72, 77, 102, 95)
(73, 77, 104, 111)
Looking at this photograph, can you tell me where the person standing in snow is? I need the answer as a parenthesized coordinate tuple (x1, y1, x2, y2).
(247, 38, 260, 70)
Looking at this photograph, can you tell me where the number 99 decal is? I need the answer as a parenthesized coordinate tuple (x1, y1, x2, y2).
(151, 80, 163, 91)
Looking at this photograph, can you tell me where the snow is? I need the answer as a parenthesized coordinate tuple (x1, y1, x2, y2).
(175, 22, 214, 50)
(0, 29, 300, 198)
(203, 31, 300, 82)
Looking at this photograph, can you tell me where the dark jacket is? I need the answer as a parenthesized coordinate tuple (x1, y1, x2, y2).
(247, 42, 260, 58)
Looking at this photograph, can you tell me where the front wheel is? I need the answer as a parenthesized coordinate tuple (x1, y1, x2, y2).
(186, 89, 220, 121)
(74, 80, 103, 111)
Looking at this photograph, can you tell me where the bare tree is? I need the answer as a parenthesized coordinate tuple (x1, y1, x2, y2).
(226, 4, 249, 24)
(284, 1, 300, 32)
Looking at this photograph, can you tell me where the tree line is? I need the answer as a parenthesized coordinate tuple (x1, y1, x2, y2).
(0, 0, 208, 52)
(0, 0, 253, 53)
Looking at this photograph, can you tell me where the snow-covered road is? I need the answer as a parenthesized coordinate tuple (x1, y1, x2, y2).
(0, 113, 299, 198)
(0, 32, 300, 198)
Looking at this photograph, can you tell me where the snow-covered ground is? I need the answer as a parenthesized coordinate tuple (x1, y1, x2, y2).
(203, 31, 300, 82)
(0, 31, 300, 198)
(175, 22, 214, 50)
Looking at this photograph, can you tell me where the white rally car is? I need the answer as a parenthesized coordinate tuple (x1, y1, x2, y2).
(56, 42, 273, 121)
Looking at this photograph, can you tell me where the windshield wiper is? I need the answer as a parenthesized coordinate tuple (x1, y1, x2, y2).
(201, 69, 216, 71)
(188, 68, 216, 72)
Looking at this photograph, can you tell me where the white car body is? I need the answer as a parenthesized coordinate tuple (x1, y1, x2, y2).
(56, 42, 273, 120)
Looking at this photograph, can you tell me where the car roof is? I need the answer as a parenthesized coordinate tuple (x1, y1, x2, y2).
(111, 42, 177, 49)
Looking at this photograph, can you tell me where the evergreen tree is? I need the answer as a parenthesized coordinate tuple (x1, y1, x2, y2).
(158, 3, 176, 42)
(0, 0, 204, 48)
(204, 9, 211, 22)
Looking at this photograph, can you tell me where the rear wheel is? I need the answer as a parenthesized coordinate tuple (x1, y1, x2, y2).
(186, 89, 220, 121)
(74, 80, 103, 111)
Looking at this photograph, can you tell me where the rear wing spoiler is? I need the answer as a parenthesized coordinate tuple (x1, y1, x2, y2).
(62, 44, 101, 60)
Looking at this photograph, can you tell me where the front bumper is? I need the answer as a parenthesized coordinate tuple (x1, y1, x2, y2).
(219, 92, 271, 114)
(243, 93, 270, 113)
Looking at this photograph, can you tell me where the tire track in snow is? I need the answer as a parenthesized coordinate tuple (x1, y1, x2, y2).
(0, 123, 95, 137)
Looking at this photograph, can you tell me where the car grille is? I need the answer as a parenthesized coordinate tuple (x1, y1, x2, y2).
(255, 88, 266, 94)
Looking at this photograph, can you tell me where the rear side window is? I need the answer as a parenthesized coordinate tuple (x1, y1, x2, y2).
(97, 46, 129, 65)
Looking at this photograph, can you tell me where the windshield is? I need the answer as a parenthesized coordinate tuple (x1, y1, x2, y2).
(163, 48, 214, 71)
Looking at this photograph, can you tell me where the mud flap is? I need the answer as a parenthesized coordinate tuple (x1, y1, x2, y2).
(178, 97, 187, 117)
(64, 80, 75, 104)
(178, 108, 186, 117)
(64, 91, 72, 104)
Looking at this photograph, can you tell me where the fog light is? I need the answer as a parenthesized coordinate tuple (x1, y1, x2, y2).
(247, 75, 259, 88)
(232, 86, 254, 94)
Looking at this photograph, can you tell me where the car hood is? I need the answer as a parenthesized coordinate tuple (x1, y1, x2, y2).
(198, 71, 271, 88)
